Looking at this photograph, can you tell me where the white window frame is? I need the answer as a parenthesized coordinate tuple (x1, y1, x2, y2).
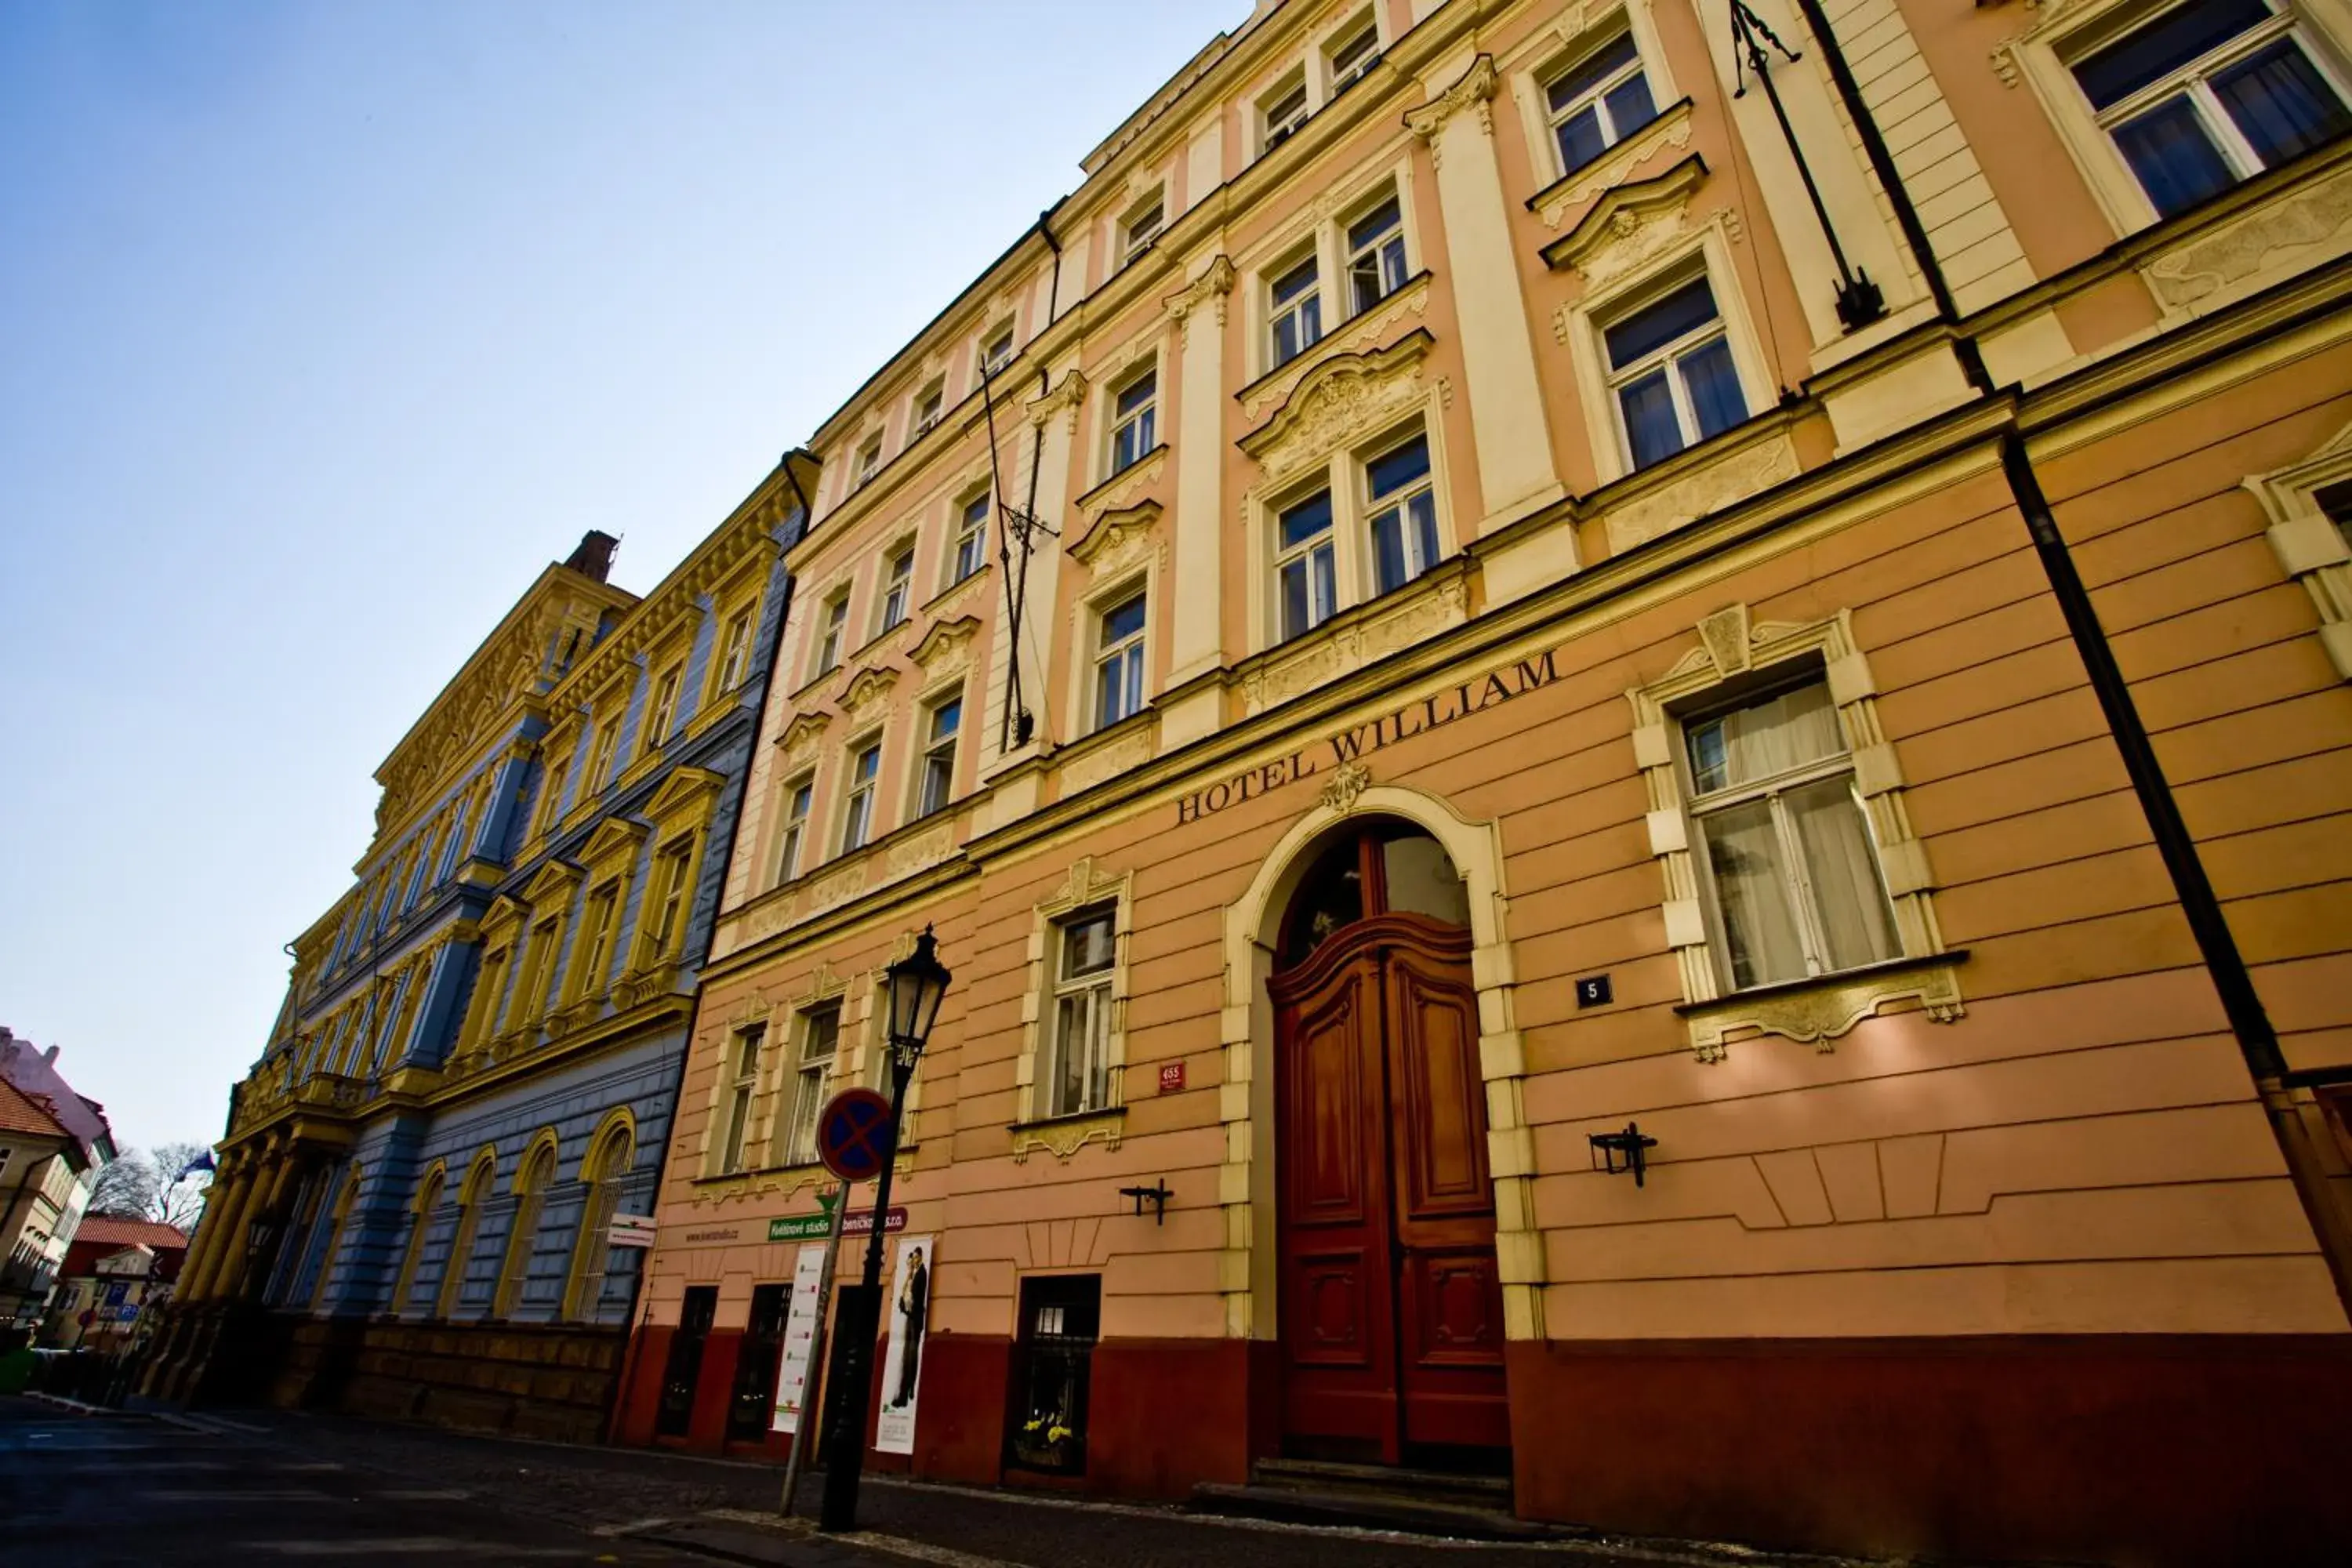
(1107, 362, 1160, 477)
(979, 321, 1016, 382)
(1272, 484, 1339, 641)
(811, 591, 849, 679)
(1120, 191, 1165, 267)
(775, 772, 815, 883)
(1628, 604, 1958, 1062)
(1040, 905, 1119, 1120)
(876, 543, 915, 636)
(1362, 429, 1443, 597)
(915, 691, 962, 817)
(1260, 71, 1311, 158)
(855, 434, 884, 489)
(1326, 12, 1383, 96)
(2005, 0, 2352, 237)
(1539, 20, 1663, 179)
(1091, 586, 1149, 731)
(1595, 267, 1751, 474)
(913, 379, 946, 436)
(1247, 412, 1455, 653)
(1239, 155, 1421, 383)
(716, 1023, 764, 1174)
(1561, 223, 1773, 487)
(1267, 247, 1324, 368)
(951, 488, 990, 584)
(779, 1004, 841, 1167)
(1341, 185, 1410, 318)
(839, 735, 882, 855)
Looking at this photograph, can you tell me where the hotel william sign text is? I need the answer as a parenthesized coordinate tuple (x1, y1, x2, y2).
(1176, 649, 1560, 826)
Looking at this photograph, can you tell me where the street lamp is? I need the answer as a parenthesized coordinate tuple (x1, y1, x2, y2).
(819, 925, 951, 1534)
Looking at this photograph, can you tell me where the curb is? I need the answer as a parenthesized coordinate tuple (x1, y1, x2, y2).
(23, 1391, 118, 1417)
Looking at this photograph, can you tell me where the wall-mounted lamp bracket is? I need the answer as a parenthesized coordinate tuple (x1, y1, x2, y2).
(1588, 1123, 1660, 1187)
(1118, 1180, 1173, 1225)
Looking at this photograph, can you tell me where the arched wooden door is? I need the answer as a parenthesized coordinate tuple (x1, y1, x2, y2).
(1271, 826, 1508, 1464)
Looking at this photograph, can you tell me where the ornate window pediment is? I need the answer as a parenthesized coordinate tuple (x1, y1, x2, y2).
(1238, 326, 1434, 485)
(517, 857, 583, 906)
(836, 666, 898, 722)
(578, 816, 649, 871)
(1541, 152, 1710, 282)
(1066, 500, 1163, 574)
(908, 615, 982, 675)
(775, 712, 830, 767)
(643, 764, 724, 826)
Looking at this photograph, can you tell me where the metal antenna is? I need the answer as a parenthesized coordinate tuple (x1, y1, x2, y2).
(976, 358, 1058, 753)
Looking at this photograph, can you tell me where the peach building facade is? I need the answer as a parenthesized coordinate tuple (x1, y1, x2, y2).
(619, 2, 2352, 1560)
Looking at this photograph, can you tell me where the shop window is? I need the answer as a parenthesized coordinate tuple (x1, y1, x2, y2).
(2070, 0, 2350, 220)
(656, 1285, 717, 1438)
(1602, 273, 1749, 470)
(1682, 674, 1900, 992)
(1044, 908, 1117, 1117)
(1004, 1275, 1102, 1475)
(1545, 27, 1659, 176)
(728, 1282, 792, 1442)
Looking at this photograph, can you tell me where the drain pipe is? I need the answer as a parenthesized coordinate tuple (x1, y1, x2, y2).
(1776, 0, 2352, 1305)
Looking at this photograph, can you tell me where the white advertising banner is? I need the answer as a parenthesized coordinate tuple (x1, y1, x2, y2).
(873, 1233, 934, 1456)
(768, 1243, 829, 1434)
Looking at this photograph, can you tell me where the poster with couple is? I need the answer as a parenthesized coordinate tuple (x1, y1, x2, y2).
(873, 1233, 933, 1455)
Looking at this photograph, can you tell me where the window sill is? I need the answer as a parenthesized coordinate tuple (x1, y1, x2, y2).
(1075, 444, 1170, 514)
(1007, 1106, 1127, 1164)
(922, 561, 992, 615)
(1675, 949, 1969, 1064)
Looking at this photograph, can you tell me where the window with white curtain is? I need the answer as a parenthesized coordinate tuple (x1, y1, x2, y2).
(2070, 0, 2350, 220)
(1682, 677, 1900, 992)
(1045, 908, 1116, 1116)
(781, 1006, 839, 1166)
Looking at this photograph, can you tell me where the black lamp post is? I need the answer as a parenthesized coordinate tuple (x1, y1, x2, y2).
(818, 924, 951, 1534)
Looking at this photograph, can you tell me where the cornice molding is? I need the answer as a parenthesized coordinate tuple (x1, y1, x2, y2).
(1238, 327, 1436, 484)
(1066, 500, 1164, 572)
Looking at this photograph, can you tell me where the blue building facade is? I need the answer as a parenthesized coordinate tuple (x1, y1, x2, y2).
(147, 455, 817, 1436)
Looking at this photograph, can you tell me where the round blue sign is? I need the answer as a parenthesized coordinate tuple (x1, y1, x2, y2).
(817, 1087, 895, 1183)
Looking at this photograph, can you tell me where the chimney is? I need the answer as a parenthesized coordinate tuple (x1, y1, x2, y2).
(44, 1045, 59, 1065)
(564, 530, 619, 583)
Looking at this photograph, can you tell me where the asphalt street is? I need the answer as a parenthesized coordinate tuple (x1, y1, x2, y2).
(0, 1396, 1886, 1568)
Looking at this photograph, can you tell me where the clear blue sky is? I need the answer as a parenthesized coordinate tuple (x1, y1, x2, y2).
(0, 1, 1242, 1156)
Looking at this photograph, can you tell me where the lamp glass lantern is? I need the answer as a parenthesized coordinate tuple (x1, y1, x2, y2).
(882, 924, 952, 1073)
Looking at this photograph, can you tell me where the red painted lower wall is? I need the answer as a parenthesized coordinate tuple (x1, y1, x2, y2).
(911, 1333, 1011, 1485)
(1086, 1338, 1253, 1499)
(1505, 1334, 2352, 1568)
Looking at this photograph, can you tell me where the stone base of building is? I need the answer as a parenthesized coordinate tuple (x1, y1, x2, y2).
(618, 1325, 2352, 1564)
(141, 1305, 626, 1444)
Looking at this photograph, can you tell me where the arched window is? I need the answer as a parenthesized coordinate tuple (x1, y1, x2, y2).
(493, 1137, 558, 1319)
(390, 1165, 444, 1317)
(564, 1120, 636, 1323)
(307, 1165, 364, 1312)
(436, 1151, 497, 1319)
(1277, 819, 1470, 968)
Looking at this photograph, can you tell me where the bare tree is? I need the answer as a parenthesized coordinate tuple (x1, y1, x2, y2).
(151, 1142, 214, 1230)
(88, 1149, 162, 1217)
